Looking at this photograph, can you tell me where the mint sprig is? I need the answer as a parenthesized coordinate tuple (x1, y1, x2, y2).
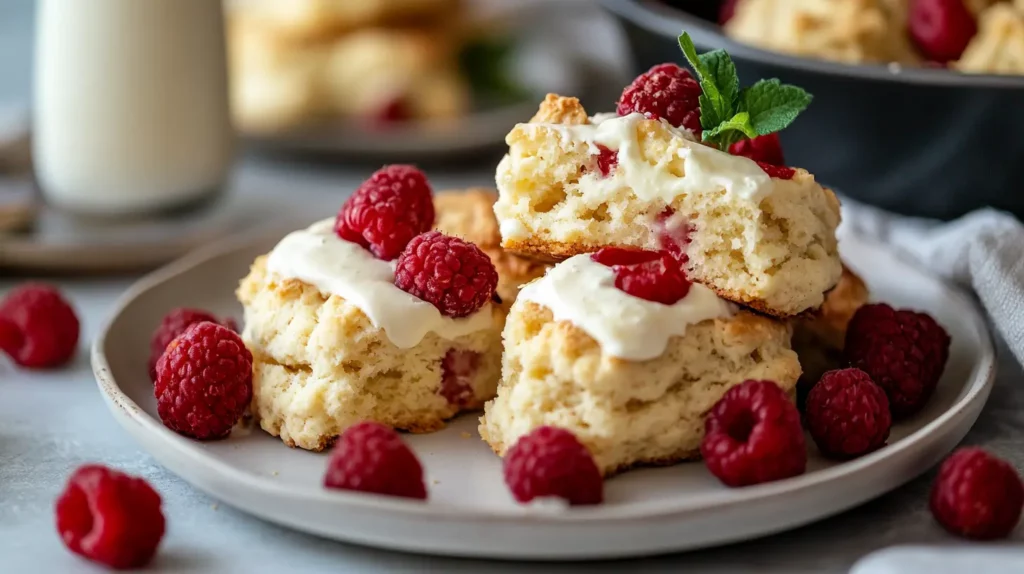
(677, 32, 812, 151)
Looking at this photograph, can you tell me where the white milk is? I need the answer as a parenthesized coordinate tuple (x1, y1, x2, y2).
(33, 0, 234, 216)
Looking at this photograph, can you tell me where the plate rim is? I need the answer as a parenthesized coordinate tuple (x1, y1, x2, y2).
(91, 229, 997, 527)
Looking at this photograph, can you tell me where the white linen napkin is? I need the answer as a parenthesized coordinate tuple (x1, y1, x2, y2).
(850, 546, 1024, 574)
(838, 198, 1024, 367)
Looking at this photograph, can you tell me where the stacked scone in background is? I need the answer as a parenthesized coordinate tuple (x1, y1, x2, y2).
(227, 0, 471, 133)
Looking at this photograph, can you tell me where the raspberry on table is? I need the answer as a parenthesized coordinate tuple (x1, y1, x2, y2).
(591, 247, 691, 305)
(701, 379, 807, 487)
(617, 63, 703, 135)
(439, 349, 479, 407)
(0, 283, 79, 369)
(909, 0, 977, 63)
(930, 448, 1024, 540)
(148, 308, 237, 381)
(729, 133, 786, 166)
(323, 422, 427, 499)
(154, 322, 253, 440)
(845, 303, 950, 418)
(335, 164, 435, 261)
(503, 426, 603, 505)
(394, 231, 499, 318)
(55, 464, 165, 569)
(805, 368, 891, 459)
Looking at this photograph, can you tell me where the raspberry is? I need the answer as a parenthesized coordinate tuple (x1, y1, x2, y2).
(394, 231, 499, 318)
(719, 0, 740, 24)
(595, 145, 619, 177)
(335, 165, 435, 260)
(323, 422, 427, 499)
(909, 0, 977, 63)
(756, 161, 796, 180)
(439, 349, 479, 407)
(930, 448, 1023, 540)
(591, 247, 691, 305)
(503, 426, 603, 505)
(55, 465, 165, 569)
(845, 303, 950, 418)
(370, 97, 410, 127)
(154, 322, 253, 440)
(805, 368, 891, 459)
(617, 63, 703, 135)
(701, 379, 807, 487)
(655, 207, 693, 261)
(148, 308, 236, 381)
(730, 133, 786, 166)
(0, 283, 79, 369)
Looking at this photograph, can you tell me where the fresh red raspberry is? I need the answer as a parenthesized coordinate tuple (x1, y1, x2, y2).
(55, 464, 165, 569)
(756, 161, 796, 180)
(394, 231, 499, 318)
(730, 133, 786, 166)
(930, 448, 1024, 540)
(719, 0, 740, 24)
(591, 247, 691, 305)
(701, 379, 807, 487)
(617, 63, 703, 135)
(323, 422, 427, 499)
(805, 368, 891, 459)
(335, 165, 435, 260)
(148, 308, 237, 381)
(439, 349, 479, 407)
(504, 426, 603, 505)
(595, 144, 619, 177)
(845, 303, 950, 418)
(0, 283, 79, 369)
(370, 97, 410, 127)
(154, 322, 253, 440)
(909, 0, 977, 63)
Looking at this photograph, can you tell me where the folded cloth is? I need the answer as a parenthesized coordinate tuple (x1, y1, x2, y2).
(850, 545, 1024, 574)
(839, 198, 1024, 366)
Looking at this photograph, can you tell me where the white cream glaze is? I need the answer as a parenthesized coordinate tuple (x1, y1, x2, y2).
(518, 254, 735, 361)
(265, 219, 494, 349)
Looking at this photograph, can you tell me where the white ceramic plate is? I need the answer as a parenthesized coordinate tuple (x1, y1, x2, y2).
(92, 231, 995, 560)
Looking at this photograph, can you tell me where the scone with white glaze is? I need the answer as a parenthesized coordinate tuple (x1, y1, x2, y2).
(494, 94, 842, 317)
(479, 253, 802, 476)
(238, 217, 504, 451)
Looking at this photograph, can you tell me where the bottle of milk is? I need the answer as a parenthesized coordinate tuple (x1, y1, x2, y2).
(33, 0, 234, 216)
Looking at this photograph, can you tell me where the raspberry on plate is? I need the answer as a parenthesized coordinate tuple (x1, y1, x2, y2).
(909, 0, 977, 63)
(56, 464, 165, 569)
(0, 283, 79, 369)
(701, 379, 807, 487)
(930, 448, 1024, 540)
(729, 133, 786, 166)
(323, 422, 427, 499)
(591, 247, 691, 305)
(154, 322, 253, 440)
(503, 426, 603, 505)
(335, 164, 435, 260)
(845, 303, 950, 418)
(394, 231, 499, 318)
(148, 307, 237, 381)
(616, 63, 703, 135)
(805, 368, 891, 459)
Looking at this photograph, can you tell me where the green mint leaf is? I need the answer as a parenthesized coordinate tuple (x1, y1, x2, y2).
(678, 33, 729, 132)
(740, 79, 813, 136)
(697, 50, 739, 114)
(701, 111, 757, 146)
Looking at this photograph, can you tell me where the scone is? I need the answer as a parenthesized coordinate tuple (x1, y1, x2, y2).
(237, 220, 504, 451)
(479, 253, 802, 476)
(433, 188, 550, 309)
(493, 94, 843, 317)
(724, 0, 920, 64)
(792, 264, 870, 387)
(955, 1, 1024, 75)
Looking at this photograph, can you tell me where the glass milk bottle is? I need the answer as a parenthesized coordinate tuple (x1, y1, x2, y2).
(33, 0, 234, 216)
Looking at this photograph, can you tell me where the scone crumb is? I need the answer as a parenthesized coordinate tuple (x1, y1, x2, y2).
(460, 431, 472, 439)
(529, 94, 588, 125)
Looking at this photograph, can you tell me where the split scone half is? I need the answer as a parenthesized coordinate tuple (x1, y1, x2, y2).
(478, 254, 802, 476)
(494, 95, 843, 317)
(792, 264, 870, 387)
(237, 220, 504, 451)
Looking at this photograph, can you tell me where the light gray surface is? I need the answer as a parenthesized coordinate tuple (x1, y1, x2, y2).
(2, 2, 1023, 572)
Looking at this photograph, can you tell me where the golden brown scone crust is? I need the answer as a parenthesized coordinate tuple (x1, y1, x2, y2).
(792, 264, 870, 386)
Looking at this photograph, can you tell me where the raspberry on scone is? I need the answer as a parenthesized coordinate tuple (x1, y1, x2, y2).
(616, 63, 703, 135)
(503, 426, 603, 505)
(56, 465, 165, 569)
(154, 322, 253, 440)
(394, 231, 499, 318)
(0, 283, 79, 369)
(324, 422, 427, 499)
(335, 164, 435, 260)
(591, 247, 691, 305)
(805, 368, 891, 459)
(729, 133, 786, 166)
(148, 307, 237, 380)
(701, 379, 807, 487)
(845, 303, 951, 418)
(930, 448, 1024, 540)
